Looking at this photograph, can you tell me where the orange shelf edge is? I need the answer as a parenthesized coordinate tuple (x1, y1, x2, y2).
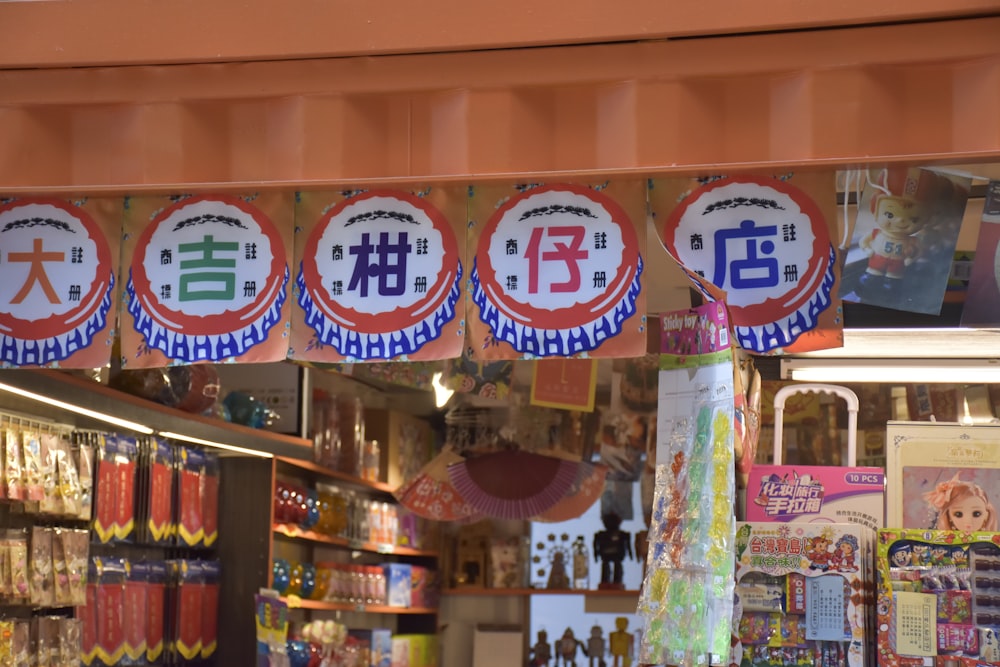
(280, 596, 436, 614)
(272, 524, 437, 558)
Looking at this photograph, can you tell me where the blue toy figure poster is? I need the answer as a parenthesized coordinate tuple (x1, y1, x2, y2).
(839, 167, 971, 315)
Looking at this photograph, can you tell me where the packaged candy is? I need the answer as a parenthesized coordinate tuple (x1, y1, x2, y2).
(75, 442, 94, 521)
(29, 526, 54, 607)
(202, 560, 221, 659)
(51, 528, 71, 606)
(145, 561, 167, 665)
(22, 431, 44, 503)
(54, 436, 82, 518)
(92, 557, 127, 666)
(202, 451, 219, 548)
(38, 434, 63, 515)
(173, 560, 204, 661)
(143, 438, 175, 545)
(11, 622, 28, 667)
(4, 430, 24, 501)
(64, 529, 88, 607)
(59, 618, 81, 667)
(7, 529, 29, 602)
(176, 447, 205, 548)
(124, 561, 148, 663)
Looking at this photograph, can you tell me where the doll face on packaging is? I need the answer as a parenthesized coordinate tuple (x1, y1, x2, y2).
(947, 494, 990, 533)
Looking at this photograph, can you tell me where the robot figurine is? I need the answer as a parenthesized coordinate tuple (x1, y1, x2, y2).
(594, 513, 632, 589)
(586, 625, 606, 667)
(530, 630, 552, 666)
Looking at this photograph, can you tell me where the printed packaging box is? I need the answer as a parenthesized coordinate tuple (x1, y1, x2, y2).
(876, 529, 1000, 667)
(382, 563, 412, 608)
(745, 465, 885, 530)
(730, 522, 875, 667)
(349, 628, 393, 667)
(886, 422, 1000, 531)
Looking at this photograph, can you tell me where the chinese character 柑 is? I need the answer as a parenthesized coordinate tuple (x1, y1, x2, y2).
(348, 232, 411, 297)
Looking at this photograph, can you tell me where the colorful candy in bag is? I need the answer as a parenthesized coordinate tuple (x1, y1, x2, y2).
(29, 526, 54, 607)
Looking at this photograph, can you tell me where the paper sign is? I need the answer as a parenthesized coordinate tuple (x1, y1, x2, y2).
(891, 591, 937, 656)
(290, 188, 465, 362)
(805, 575, 849, 641)
(467, 181, 646, 359)
(122, 193, 293, 366)
(530, 358, 597, 411)
(0, 197, 121, 368)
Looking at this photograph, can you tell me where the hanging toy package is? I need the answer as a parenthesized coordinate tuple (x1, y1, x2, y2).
(638, 303, 736, 667)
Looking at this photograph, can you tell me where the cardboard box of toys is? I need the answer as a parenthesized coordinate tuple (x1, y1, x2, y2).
(382, 563, 412, 608)
(348, 628, 393, 667)
(876, 529, 1000, 667)
(730, 522, 875, 667)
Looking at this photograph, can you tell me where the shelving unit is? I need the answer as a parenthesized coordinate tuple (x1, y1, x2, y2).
(280, 597, 438, 615)
(442, 588, 640, 597)
(273, 524, 438, 558)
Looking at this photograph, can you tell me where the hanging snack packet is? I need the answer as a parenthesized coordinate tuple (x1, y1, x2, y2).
(51, 529, 72, 606)
(12, 622, 28, 667)
(92, 434, 116, 544)
(38, 434, 62, 515)
(112, 437, 138, 543)
(173, 560, 203, 661)
(145, 561, 167, 665)
(202, 452, 219, 548)
(59, 619, 81, 667)
(64, 529, 89, 607)
(76, 442, 94, 522)
(4, 429, 24, 501)
(34, 616, 61, 667)
(0, 620, 12, 666)
(29, 526, 54, 607)
(93, 557, 127, 667)
(146, 439, 175, 546)
(55, 437, 82, 518)
(176, 448, 205, 548)
(124, 561, 149, 664)
(7, 529, 29, 603)
(81, 567, 98, 667)
(23, 431, 44, 503)
(201, 560, 221, 659)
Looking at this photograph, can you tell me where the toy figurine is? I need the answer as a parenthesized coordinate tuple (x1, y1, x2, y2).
(547, 550, 571, 589)
(530, 630, 552, 667)
(594, 513, 632, 589)
(586, 625, 606, 667)
(572, 536, 590, 590)
(608, 617, 633, 667)
(555, 628, 584, 667)
(858, 169, 928, 296)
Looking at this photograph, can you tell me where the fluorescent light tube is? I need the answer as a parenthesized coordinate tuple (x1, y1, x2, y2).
(0, 381, 155, 434)
(159, 430, 274, 458)
(781, 358, 1000, 383)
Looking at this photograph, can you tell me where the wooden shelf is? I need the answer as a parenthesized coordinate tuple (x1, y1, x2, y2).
(272, 524, 437, 557)
(276, 457, 396, 495)
(442, 588, 641, 597)
(0, 369, 313, 459)
(280, 596, 437, 614)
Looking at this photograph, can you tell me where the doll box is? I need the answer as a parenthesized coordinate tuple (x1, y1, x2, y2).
(732, 522, 875, 667)
(876, 529, 1000, 667)
(745, 465, 885, 529)
(886, 422, 1000, 530)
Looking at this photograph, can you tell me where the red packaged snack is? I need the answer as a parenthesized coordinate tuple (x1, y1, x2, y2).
(176, 447, 205, 548)
(173, 560, 203, 661)
(202, 452, 219, 548)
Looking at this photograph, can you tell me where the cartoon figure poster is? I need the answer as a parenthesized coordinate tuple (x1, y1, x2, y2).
(961, 180, 1000, 326)
(839, 167, 971, 315)
(651, 173, 842, 355)
(466, 181, 647, 360)
(120, 193, 293, 367)
(289, 187, 466, 363)
(0, 197, 122, 368)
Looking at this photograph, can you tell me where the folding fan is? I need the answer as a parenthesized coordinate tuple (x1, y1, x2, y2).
(446, 449, 580, 520)
(393, 448, 481, 521)
(532, 461, 608, 523)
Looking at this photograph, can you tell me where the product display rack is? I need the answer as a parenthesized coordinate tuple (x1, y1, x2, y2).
(218, 451, 440, 665)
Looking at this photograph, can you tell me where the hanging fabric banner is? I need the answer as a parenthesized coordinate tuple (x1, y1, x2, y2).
(651, 174, 842, 355)
(467, 181, 647, 360)
(839, 167, 971, 315)
(961, 180, 1000, 326)
(289, 188, 466, 362)
(120, 193, 293, 367)
(0, 197, 121, 368)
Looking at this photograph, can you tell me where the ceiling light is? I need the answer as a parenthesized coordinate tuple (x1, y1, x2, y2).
(791, 328, 1000, 359)
(158, 431, 274, 458)
(432, 371, 454, 409)
(780, 358, 1000, 383)
(0, 381, 155, 434)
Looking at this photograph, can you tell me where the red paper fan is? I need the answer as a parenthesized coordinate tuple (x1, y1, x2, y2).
(393, 449, 482, 521)
(447, 450, 580, 520)
(532, 462, 608, 523)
